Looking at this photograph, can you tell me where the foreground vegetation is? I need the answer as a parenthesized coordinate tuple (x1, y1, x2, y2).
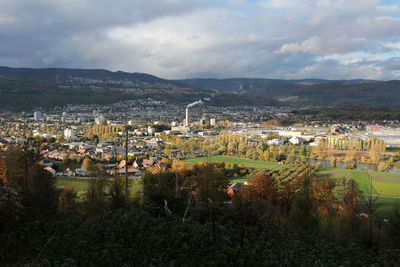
(186, 156, 400, 218)
(3, 147, 400, 265)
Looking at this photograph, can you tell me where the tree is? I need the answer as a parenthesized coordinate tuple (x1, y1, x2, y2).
(81, 158, 91, 170)
(0, 156, 6, 186)
(288, 173, 319, 231)
(238, 173, 279, 212)
(142, 169, 186, 215)
(5, 146, 58, 214)
(387, 202, 400, 247)
(58, 186, 76, 214)
(85, 177, 108, 214)
(63, 154, 71, 165)
(378, 162, 390, 172)
(92, 134, 99, 146)
(192, 162, 230, 206)
(109, 177, 126, 210)
(361, 175, 380, 248)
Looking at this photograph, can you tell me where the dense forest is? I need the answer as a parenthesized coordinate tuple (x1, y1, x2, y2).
(2, 146, 400, 265)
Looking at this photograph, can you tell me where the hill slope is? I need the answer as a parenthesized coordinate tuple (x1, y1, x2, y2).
(1, 66, 400, 108)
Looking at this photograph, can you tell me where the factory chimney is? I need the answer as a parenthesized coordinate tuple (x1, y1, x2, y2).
(185, 100, 203, 127)
(185, 108, 189, 127)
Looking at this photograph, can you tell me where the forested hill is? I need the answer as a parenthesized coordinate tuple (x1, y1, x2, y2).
(179, 78, 400, 107)
(1, 66, 400, 108)
(0, 76, 277, 112)
(0, 66, 179, 87)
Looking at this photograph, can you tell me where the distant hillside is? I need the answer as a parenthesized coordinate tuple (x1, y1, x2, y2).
(1, 66, 400, 108)
(179, 78, 400, 107)
(0, 76, 276, 112)
(0, 66, 179, 87)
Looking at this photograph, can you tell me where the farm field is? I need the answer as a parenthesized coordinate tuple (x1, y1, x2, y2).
(184, 155, 284, 170)
(351, 171, 379, 195)
(317, 169, 400, 196)
(317, 168, 400, 218)
(373, 182, 400, 197)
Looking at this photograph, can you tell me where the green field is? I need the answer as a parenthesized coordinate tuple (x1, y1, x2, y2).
(317, 169, 400, 196)
(56, 177, 143, 195)
(369, 171, 400, 184)
(184, 155, 283, 170)
(57, 177, 90, 191)
(317, 168, 400, 218)
(351, 171, 379, 195)
(373, 182, 400, 197)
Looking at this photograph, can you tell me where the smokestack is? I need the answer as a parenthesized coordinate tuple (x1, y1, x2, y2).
(185, 108, 189, 127)
(185, 100, 204, 127)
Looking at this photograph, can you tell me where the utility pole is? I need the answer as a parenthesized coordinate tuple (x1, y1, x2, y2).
(125, 125, 129, 202)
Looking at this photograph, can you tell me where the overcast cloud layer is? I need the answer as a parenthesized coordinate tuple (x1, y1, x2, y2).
(1, 0, 400, 80)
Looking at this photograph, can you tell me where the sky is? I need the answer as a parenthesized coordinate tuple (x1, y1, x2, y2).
(1, 0, 400, 80)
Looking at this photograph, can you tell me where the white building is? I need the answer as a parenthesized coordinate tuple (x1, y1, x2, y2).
(34, 111, 43, 121)
(289, 136, 307, 145)
(267, 139, 284, 146)
(64, 128, 75, 139)
(95, 115, 105, 125)
(75, 168, 87, 177)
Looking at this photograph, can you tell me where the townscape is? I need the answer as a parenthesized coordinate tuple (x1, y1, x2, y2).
(3, 0, 400, 265)
(2, 104, 400, 178)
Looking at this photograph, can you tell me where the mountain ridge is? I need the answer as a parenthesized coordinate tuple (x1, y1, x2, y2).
(1, 66, 400, 109)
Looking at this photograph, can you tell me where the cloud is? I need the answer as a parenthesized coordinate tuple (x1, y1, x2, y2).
(1, 0, 400, 79)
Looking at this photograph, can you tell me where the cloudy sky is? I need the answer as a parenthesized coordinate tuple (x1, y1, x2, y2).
(1, 0, 400, 80)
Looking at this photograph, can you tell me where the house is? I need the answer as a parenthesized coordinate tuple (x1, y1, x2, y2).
(267, 139, 284, 146)
(117, 160, 127, 169)
(142, 159, 154, 168)
(75, 168, 87, 177)
(289, 136, 306, 145)
(77, 148, 87, 154)
(44, 166, 56, 176)
(64, 168, 76, 177)
(227, 183, 244, 197)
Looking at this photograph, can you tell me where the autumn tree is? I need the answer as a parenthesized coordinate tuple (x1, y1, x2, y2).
(5, 146, 58, 214)
(192, 162, 230, 206)
(288, 172, 319, 231)
(237, 173, 279, 217)
(81, 157, 91, 170)
(58, 186, 76, 214)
